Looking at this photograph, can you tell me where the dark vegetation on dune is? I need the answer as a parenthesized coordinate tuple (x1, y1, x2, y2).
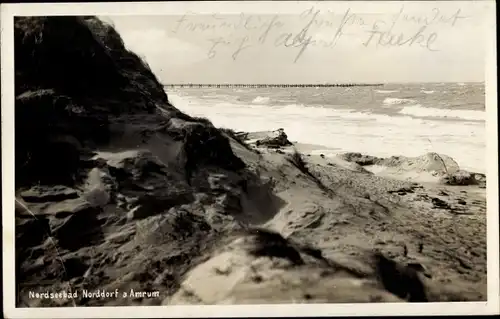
(15, 16, 243, 188)
(374, 253, 428, 302)
(220, 128, 254, 151)
(245, 228, 305, 265)
(243, 229, 430, 302)
(288, 150, 332, 194)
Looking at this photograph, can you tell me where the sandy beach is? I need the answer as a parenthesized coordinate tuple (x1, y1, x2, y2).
(168, 129, 487, 304)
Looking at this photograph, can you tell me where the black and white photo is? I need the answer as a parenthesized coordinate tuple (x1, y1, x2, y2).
(2, 1, 498, 318)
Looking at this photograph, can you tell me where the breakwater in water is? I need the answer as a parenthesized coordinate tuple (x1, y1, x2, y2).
(163, 83, 384, 89)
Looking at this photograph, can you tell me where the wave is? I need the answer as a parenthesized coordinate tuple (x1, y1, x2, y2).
(399, 104, 485, 121)
(252, 96, 271, 104)
(170, 93, 424, 125)
(211, 102, 433, 126)
(375, 90, 399, 94)
(167, 92, 485, 172)
(421, 90, 435, 94)
(383, 97, 416, 105)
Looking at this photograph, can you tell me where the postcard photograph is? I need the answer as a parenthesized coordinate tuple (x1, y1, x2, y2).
(2, 0, 498, 317)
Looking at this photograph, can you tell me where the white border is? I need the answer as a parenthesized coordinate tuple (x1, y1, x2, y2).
(1, 1, 498, 318)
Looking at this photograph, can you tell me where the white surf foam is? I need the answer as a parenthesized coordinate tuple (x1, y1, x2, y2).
(375, 90, 399, 94)
(383, 97, 416, 105)
(167, 93, 486, 173)
(399, 104, 485, 121)
(421, 90, 435, 94)
(252, 96, 271, 104)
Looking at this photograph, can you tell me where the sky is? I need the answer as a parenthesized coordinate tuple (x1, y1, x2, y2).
(102, 1, 494, 84)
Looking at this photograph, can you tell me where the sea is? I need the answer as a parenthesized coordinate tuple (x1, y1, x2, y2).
(167, 83, 486, 174)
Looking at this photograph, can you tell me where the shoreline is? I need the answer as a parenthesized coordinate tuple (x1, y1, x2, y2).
(242, 129, 487, 184)
(169, 97, 486, 175)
